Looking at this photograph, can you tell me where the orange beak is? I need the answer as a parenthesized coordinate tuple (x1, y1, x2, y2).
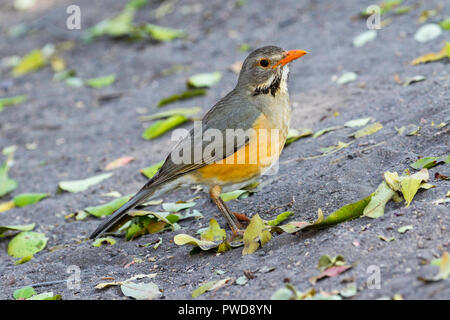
(272, 50, 308, 69)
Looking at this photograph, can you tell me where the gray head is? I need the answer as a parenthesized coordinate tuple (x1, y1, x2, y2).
(236, 45, 307, 97)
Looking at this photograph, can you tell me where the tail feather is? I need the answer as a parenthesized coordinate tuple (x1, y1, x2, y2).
(89, 186, 156, 239)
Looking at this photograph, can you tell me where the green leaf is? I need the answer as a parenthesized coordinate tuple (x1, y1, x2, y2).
(162, 201, 196, 212)
(363, 181, 396, 218)
(410, 155, 449, 169)
(285, 128, 313, 145)
(317, 255, 346, 271)
(139, 107, 201, 122)
(120, 281, 161, 300)
(13, 286, 36, 299)
(242, 214, 272, 255)
(126, 0, 148, 10)
(266, 211, 294, 226)
(58, 173, 113, 193)
(85, 74, 116, 88)
(220, 189, 249, 202)
(13, 193, 49, 207)
(7, 231, 48, 258)
(142, 115, 188, 140)
(351, 122, 383, 138)
(0, 161, 17, 197)
(344, 117, 372, 128)
(397, 225, 413, 234)
(187, 72, 222, 88)
(192, 278, 231, 298)
(312, 126, 342, 138)
(26, 292, 61, 300)
(12, 49, 46, 77)
(401, 169, 429, 207)
(83, 195, 132, 218)
(200, 219, 226, 242)
(141, 24, 185, 41)
(0, 95, 27, 112)
(440, 18, 450, 30)
(140, 162, 164, 181)
(173, 234, 219, 251)
(92, 237, 116, 247)
(157, 89, 207, 107)
(0, 223, 35, 237)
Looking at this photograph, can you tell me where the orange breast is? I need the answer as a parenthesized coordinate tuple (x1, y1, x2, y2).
(195, 114, 286, 185)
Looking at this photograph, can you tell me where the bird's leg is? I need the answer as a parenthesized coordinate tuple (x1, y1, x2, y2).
(209, 186, 244, 238)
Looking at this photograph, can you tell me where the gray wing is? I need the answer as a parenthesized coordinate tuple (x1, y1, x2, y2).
(149, 88, 261, 186)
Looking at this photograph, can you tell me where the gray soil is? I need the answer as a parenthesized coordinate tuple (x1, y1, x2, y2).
(0, 0, 449, 300)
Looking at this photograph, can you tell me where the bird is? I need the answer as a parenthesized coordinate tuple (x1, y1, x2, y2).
(90, 45, 307, 239)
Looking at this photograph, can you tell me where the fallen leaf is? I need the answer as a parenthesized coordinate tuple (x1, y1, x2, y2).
(0, 223, 35, 237)
(85, 74, 116, 88)
(140, 24, 184, 41)
(410, 42, 450, 65)
(7, 231, 48, 258)
(157, 89, 207, 107)
(235, 275, 248, 285)
(105, 156, 134, 170)
(378, 235, 395, 242)
(142, 115, 188, 140)
(310, 265, 352, 284)
(139, 107, 201, 122)
(353, 30, 377, 47)
(120, 282, 162, 300)
(410, 155, 449, 169)
(336, 72, 357, 85)
(344, 117, 372, 128)
(242, 214, 272, 255)
(418, 252, 450, 282)
(192, 278, 232, 298)
(440, 18, 450, 30)
(397, 225, 413, 233)
(92, 237, 116, 247)
(0, 95, 27, 112)
(351, 122, 383, 138)
(285, 128, 313, 145)
(58, 173, 113, 193)
(26, 292, 61, 300)
(339, 282, 357, 298)
(317, 255, 346, 271)
(0, 159, 17, 197)
(95, 273, 156, 289)
(312, 126, 342, 138)
(187, 72, 222, 88)
(13, 286, 36, 300)
(0, 201, 15, 213)
(401, 168, 429, 207)
(401, 75, 425, 86)
(220, 189, 249, 202)
(162, 201, 196, 212)
(140, 160, 164, 179)
(12, 49, 46, 77)
(363, 181, 396, 218)
(414, 24, 442, 43)
(13, 193, 49, 207)
(266, 211, 294, 226)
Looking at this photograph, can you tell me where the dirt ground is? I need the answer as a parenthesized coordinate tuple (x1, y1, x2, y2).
(0, 0, 449, 300)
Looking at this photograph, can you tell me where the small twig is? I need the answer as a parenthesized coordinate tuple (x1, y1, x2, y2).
(13, 279, 67, 290)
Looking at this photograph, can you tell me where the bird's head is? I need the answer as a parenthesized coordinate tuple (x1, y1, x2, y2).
(237, 45, 307, 97)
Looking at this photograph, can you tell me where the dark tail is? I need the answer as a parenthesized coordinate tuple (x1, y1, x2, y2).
(89, 185, 157, 239)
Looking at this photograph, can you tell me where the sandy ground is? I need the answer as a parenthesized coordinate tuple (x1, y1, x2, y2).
(0, 0, 449, 300)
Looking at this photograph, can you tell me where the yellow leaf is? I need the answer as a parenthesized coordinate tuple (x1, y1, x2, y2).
(400, 169, 429, 207)
(12, 50, 46, 77)
(50, 56, 66, 72)
(242, 214, 271, 255)
(0, 201, 15, 213)
(410, 42, 449, 65)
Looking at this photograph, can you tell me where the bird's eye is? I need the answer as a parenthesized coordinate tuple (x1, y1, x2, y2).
(259, 59, 270, 68)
